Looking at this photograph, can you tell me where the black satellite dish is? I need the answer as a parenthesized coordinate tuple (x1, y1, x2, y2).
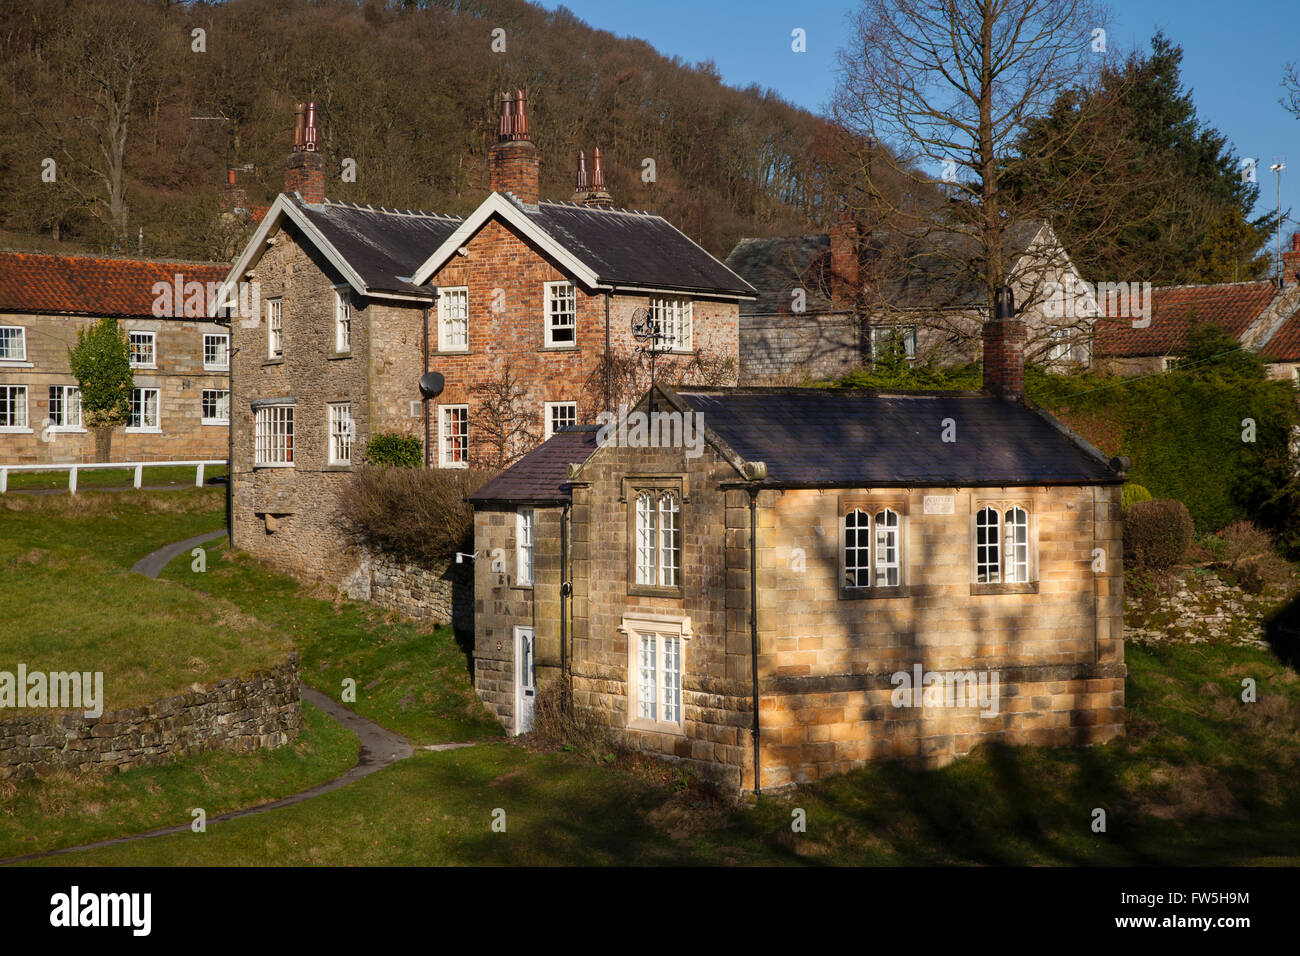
(419, 371, 445, 398)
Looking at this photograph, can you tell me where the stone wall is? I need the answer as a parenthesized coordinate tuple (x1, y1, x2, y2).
(0, 655, 301, 780)
(344, 548, 473, 631)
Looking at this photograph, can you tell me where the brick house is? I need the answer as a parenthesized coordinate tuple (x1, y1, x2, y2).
(0, 252, 230, 465)
(725, 219, 1093, 382)
(469, 296, 1128, 790)
(224, 95, 753, 585)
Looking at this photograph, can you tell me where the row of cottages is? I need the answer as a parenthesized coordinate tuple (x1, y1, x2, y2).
(223, 96, 754, 583)
(724, 218, 1093, 382)
(0, 252, 230, 465)
(1093, 238, 1300, 380)
(468, 300, 1127, 790)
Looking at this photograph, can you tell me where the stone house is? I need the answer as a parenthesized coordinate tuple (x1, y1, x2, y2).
(469, 299, 1127, 790)
(725, 219, 1093, 382)
(224, 95, 752, 588)
(0, 252, 230, 465)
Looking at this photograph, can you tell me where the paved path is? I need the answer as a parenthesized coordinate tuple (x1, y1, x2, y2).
(130, 529, 227, 578)
(0, 533, 438, 866)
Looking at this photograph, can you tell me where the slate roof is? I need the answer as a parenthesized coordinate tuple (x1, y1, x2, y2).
(0, 252, 228, 318)
(468, 426, 602, 504)
(1094, 280, 1278, 357)
(292, 199, 463, 297)
(518, 200, 756, 297)
(724, 221, 1047, 316)
(673, 387, 1119, 486)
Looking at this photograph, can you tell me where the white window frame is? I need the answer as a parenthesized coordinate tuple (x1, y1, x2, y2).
(632, 488, 681, 591)
(0, 384, 29, 432)
(870, 325, 917, 361)
(128, 330, 156, 369)
(439, 403, 469, 468)
(649, 296, 692, 352)
(516, 507, 535, 586)
(437, 286, 469, 353)
(201, 389, 230, 426)
(543, 401, 577, 439)
(622, 614, 692, 732)
(47, 385, 82, 431)
(267, 298, 283, 358)
(203, 332, 230, 370)
(0, 326, 27, 362)
(842, 505, 905, 590)
(328, 402, 354, 465)
(544, 281, 577, 348)
(1046, 327, 1071, 363)
(127, 387, 161, 433)
(334, 286, 352, 353)
(254, 404, 294, 467)
(973, 503, 1035, 585)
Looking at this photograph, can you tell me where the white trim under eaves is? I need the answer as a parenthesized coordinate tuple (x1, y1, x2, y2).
(608, 284, 757, 302)
(411, 192, 602, 288)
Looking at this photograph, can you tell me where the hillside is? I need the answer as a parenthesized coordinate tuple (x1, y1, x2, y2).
(0, 0, 851, 262)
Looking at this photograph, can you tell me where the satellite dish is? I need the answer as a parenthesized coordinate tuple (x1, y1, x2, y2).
(419, 371, 445, 398)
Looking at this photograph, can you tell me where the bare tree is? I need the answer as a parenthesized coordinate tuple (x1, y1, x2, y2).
(469, 368, 541, 470)
(833, 0, 1137, 356)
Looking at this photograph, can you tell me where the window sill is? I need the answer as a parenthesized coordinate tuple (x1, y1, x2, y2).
(0, 427, 33, 434)
(540, 344, 579, 352)
(263, 357, 284, 366)
(48, 427, 86, 434)
(204, 365, 230, 372)
(201, 419, 230, 426)
(438, 461, 469, 470)
(512, 582, 534, 591)
(970, 581, 1038, 596)
(628, 584, 684, 599)
(253, 463, 295, 470)
(434, 348, 471, 356)
(327, 352, 353, 361)
(840, 585, 911, 600)
(129, 365, 157, 372)
(0, 361, 33, 368)
(124, 427, 162, 434)
(628, 717, 684, 735)
(323, 463, 352, 471)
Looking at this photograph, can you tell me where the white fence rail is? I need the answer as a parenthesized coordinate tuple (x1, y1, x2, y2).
(0, 460, 227, 494)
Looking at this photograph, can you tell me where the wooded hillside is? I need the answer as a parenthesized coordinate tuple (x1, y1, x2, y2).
(0, 0, 851, 261)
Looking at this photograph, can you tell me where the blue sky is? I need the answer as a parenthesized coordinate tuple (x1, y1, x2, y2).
(538, 0, 1298, 244)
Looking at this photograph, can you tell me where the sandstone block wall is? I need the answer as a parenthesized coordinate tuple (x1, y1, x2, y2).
(0, 655, 301, 780)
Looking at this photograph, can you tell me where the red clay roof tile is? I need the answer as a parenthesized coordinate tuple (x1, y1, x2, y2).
(0, 251, 228, 319)
(1094, 281, 1277, 357)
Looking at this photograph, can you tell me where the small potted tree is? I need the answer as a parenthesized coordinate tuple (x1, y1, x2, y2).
(68, 317, 133, 462)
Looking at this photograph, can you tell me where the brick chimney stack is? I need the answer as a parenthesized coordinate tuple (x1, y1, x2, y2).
(220, 167, 248, 214)
(285, 102, 326, 204)
(982, 286, 1027, 400)
(828, 214, 859, 306)
(489, 90, 540, 205)
(1283, 232, 1300, 287)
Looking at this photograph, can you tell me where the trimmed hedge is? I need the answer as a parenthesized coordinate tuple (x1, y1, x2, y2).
(1121, 483, 1152, 508)
(1123, 498, 1195, 571)
(364, 432, 423, 468)
(337, 465, 493, 564)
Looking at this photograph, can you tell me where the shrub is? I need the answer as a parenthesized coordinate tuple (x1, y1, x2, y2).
(1218, 521, 1295, 595)
(529, 681, 622, 762)
(1123, 498, 1195, 571)
(363, 432, 423, 468)
(337, 465, 491, 564)
(1121, 483, 1152, 508)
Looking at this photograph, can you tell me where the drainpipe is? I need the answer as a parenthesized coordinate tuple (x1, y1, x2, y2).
(422, 306, 430, 468)
(604, 292, 612, 411)
(561, 500, 571, 712)
(748, 485, 761, 796)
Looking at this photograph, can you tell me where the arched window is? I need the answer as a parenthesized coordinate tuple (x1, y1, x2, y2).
(844, 509, 871, 588)
(975, 507, 1001, 583)
(1004, 507, 1029, 582)
(874, 509, 900, 587)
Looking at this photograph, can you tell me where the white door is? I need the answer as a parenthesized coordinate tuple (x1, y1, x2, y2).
(514, 626, 536, 735)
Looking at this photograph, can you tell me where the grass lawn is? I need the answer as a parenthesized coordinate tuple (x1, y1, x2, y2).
(0, 701, 357, 860)
(7, 493, 1300, 866)
(165, 539, 502, 745)
(3, 464, 229, 492)
(0, 491, 289, 712)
